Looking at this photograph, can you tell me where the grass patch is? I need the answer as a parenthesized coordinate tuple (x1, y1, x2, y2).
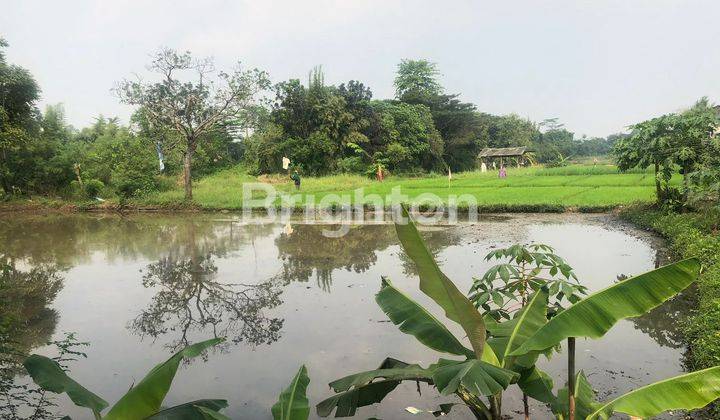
(141, 164, 678, 210)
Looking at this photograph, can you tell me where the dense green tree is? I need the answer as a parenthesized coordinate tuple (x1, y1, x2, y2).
(614, 114, 676, 202)
(0, 38, 45, 194)
(427, 96, 487, 171)
(394, 59, 442, 103)
(367, 100, 443, 172)
(486, 114, 538, 148)
(614, 98, 719, 205)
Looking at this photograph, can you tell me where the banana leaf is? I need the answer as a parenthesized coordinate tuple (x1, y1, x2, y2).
(551, 371, 600, 419)
(431, 359, 519, 397)
(511, 258, 700, 356)
(376, 277, 474, 358)
(272, 365, 310, 420)
(23, 354, 109, 418)
(317, 358, 434, 418)
(317, 380, 404, 417)
(104, 338, 223, 420)
(394, 205, 486, 359)
(487, 288, 549, 369)
(145, 400, 230, 419)
(517, 366, 555, 404)
(586, 366, 720, 419)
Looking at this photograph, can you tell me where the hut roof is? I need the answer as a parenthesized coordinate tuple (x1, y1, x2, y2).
(478, 147, 528, 158)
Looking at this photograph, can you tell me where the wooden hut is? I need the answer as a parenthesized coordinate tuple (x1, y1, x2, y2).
(477, 147, 530, 169)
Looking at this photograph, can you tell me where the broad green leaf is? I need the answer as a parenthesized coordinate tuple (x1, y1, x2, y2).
(317, 359, 433, 418)
(329, 366, 432, 393)
(499, 289, 548, 368)
(431, 359, 518, 397)
(479, 340, 501, 366)
(272, 365, 310, 420)
(394, 205, 486, 358)
(196, 406, 232, 420)
(552, 371, 601, 420)
(376, 278, 473, 358)
(104, 338, 223, 420)
(484, 289, 550, 370)
(145, 400, 230, 419)
(517, 367, 554, 404)
(317, 380, 402, 417)
(23, 354, 108, 417)
(511, 259, 699, 356)
(587, 366, 720, 419)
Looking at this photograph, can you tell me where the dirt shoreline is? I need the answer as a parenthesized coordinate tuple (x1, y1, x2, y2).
(0, 201, 619, 215)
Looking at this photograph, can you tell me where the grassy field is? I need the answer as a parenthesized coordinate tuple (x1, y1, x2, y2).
(141, 164, 680, 211)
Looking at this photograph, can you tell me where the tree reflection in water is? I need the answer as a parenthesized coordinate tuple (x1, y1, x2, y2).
(618, 272, 692, 349)
(0, 262, 63, 419)
(130, 252, 284, 353)
(274, 224, 397, 291)
(273, 223, 464, 292)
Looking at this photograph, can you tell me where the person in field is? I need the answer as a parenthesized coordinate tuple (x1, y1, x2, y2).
(499, 165, 507, 178)
(291, 170, 301, 190)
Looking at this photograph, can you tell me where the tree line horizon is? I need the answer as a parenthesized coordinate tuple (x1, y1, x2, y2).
(0, 40, 707, 201)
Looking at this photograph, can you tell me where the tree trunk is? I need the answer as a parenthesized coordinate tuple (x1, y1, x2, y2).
(183, 146, 194, 201)
(654, 163, 662, 203)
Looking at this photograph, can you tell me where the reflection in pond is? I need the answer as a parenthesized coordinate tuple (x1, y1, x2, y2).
(0, 263, 63, 419)
(631, 292, 694, 349)
(275, 225, 396, 291)
(615, 272, 693, 349)
(131, 252, 284, 353)
(273, 223, 464, 292)
(0, 263, 62, 369)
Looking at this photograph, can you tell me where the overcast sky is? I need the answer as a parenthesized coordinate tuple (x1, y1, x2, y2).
(2, 0, 718, 137)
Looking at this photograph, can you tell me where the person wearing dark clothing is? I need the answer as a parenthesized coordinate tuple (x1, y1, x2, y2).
(291, 170, 301, 190)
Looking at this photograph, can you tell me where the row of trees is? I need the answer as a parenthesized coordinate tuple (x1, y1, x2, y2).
(1, 40, 620, 200)
(613, 98, 720, 208)
(244, 61, 619, 177)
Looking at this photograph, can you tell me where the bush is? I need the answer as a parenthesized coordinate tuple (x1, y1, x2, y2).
(83, 179, 104, 198)
(336, 156, 366, 174)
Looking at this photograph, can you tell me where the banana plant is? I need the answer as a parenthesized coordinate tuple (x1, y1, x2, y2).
(509, 257, 720, 419)
(471, 242, 588, 419)
(23, 338, 229, 420)
(317, 206, 542, 419)
(23, 339, 314, 420)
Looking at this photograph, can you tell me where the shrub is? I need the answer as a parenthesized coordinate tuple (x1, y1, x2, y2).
(83, 179, 104, 198)
(336, 156, 366, 174)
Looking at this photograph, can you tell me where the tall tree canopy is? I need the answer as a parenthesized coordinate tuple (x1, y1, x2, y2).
(115, 48, 270, 199)
(394, 59, 442, 103)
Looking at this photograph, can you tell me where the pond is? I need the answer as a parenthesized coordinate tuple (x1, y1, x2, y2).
(0, 212, 691, 419)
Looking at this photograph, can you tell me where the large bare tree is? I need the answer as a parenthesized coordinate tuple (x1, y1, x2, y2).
(116, 48, 270, 200)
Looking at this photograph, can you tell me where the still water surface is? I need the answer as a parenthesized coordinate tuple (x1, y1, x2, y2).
(1, 213, 690, 419)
